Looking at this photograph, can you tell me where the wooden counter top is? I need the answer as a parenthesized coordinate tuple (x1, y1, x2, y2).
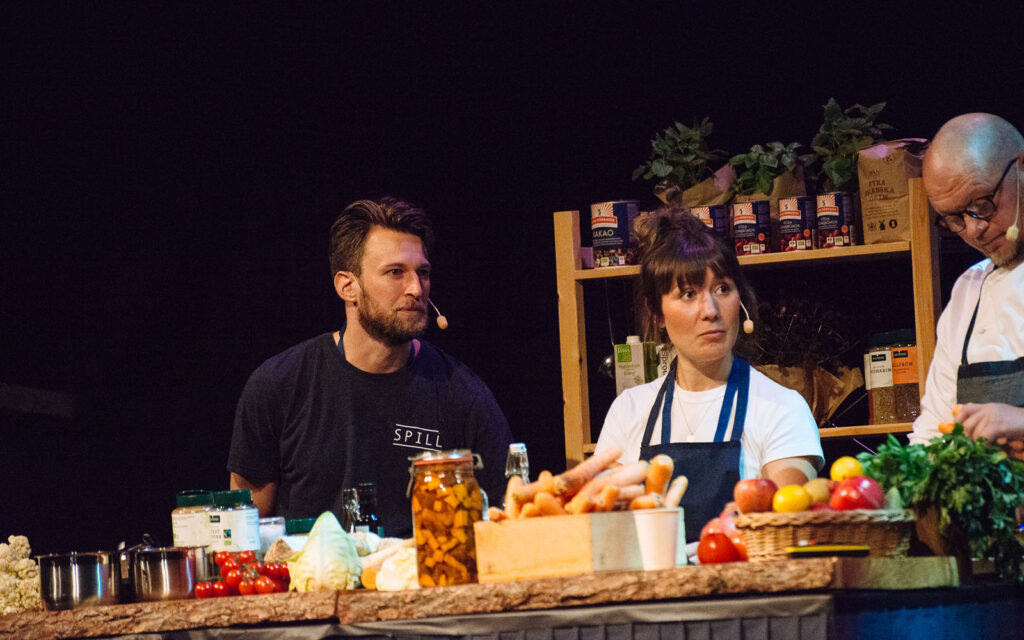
(0, 557, 958, 640)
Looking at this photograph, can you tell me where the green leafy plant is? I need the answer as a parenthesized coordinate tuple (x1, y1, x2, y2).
(633, 117, 725, 194)
(728, 141, 802, 197)
(807, 98, 893, 193)
(859, 427, 1024, 584)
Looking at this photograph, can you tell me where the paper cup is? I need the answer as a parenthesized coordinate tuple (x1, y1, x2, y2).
(632, 507, 681, 570)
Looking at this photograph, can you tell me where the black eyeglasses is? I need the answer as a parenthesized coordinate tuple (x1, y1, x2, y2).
(934, 158, 1018, 232)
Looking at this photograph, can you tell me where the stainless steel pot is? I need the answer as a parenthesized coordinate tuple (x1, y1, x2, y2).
(37, 551, 121, 611)
(130, 546, 201, 602)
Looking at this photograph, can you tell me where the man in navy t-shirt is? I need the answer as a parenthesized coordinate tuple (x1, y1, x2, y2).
(227, 197, 513, 537)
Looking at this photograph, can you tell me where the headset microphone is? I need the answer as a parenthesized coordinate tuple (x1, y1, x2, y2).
(428, 299, 449, 330)
(1006, 158, 1021, 242)
(739, 300, 754, 335)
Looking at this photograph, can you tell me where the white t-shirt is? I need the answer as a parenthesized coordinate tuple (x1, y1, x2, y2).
(595, 366, 823, 479)
(910, 259, 1024, 444)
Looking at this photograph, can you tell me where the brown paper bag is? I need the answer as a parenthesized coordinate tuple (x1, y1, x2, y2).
(857, 139, 928, 244)
(655, 163, 736, 208)
(754, 363, 864, 426)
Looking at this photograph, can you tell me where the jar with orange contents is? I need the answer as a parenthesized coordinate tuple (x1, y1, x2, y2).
(408, 449, 484, 587)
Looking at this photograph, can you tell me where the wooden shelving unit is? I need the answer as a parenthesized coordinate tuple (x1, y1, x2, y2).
(554, 178, 940, 467)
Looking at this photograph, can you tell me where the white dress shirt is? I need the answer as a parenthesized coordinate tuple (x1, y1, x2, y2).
(910, 259, 1024, 444)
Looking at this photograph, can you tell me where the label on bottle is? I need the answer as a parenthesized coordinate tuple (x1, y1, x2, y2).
(208, 507, 260, 552)
(172, 510, 211, 548)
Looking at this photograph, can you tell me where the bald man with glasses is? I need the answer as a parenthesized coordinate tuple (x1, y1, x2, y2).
(908, 113, 1024, 455)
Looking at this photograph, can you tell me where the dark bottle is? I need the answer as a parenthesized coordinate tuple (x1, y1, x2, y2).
(354, 482, 384, 537)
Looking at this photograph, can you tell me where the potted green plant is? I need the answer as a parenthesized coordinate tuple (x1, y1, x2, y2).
(859, 427, 1024, 584)
(807, 98, 893, 193)
(633, 117, 732, 207)
(729, 141, 803, 198)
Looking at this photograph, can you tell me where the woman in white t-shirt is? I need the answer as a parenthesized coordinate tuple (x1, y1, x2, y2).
(595, 210, 823, 540)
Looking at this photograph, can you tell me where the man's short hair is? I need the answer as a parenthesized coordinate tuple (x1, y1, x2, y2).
(329, 197, 435, 276)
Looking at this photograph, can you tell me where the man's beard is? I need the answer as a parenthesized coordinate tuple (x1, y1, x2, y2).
(990, 234, 1024, 268)
(356, 290, 428, 346)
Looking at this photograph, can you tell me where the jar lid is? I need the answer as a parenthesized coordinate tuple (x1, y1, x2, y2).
(212, 489, 252, 506)
(867, 329, 916, 348)
(410, 448, 475, 466)
(175, 490, 214, 508)
(285, 517, 317, 534)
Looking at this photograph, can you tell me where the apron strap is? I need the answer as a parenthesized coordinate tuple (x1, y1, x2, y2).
(727, 359, 751, 442)
(641, 359, 677, 449)
(961, 267, 996, 367)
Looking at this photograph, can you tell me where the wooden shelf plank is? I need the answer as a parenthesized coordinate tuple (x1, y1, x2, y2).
(573, 242, 910, 280)
(818, 423, 913, 438)
(582, 424, 912, 453)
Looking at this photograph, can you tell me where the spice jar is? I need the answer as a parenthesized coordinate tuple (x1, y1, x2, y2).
(209, 490, 260, 553)
(408, 449, 484, 587)
(171, 490, 214, 549)
(889, 329, 921, 422)
(864, 334, 896, 424)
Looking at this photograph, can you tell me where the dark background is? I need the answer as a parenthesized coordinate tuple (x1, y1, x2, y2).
(3, 2, 1021, 554)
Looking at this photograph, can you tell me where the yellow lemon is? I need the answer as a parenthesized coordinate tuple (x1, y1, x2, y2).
(803, 477, 832, 504)
(772, 484, 812, 513)
(830, 456, 864, 482)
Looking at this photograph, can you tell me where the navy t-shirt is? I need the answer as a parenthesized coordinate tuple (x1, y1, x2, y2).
(227, 332, 513, 537)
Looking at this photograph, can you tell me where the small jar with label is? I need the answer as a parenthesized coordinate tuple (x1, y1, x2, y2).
(889, 329, 920, 422)
(282, 517, 316, 553)
(171, 490, 214, 548)
(209, 489, 261, 553)
(864, 334, 896, 424)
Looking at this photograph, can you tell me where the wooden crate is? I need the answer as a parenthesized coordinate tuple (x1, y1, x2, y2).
(473, 508, 684, 583)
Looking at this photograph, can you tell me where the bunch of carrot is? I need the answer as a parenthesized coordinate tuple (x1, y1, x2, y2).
(939, 404, 1024, 460)
(487, 448, 688, 521)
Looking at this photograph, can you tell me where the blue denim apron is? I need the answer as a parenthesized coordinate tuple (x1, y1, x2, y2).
(640, 357, 750, 542)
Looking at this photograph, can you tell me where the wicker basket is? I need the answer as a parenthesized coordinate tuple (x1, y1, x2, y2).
(733, 509, 915, 561)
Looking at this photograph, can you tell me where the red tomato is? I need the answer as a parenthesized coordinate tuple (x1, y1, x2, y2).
(829, 476, 884, 511)
(224, 568, 243, 592)
(699, 514, 748, 561)
(278, 564, 290, 583)
(238, 579, 255, 596)
(273, 578, 287, 593)
(238, 550, 256, 565)
(263, 562, 280, 579)
(214, 551, 233, 567)
(733, 479, 777, 513)
(212, 581, 231, 598)
(255, 576, 276, 595)
(697, 533, 741, 564)
(220, 557, 239, 578)
(194, 582, 214, 599)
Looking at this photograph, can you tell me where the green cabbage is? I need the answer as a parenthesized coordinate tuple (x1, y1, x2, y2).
(287, 511, 362, 591)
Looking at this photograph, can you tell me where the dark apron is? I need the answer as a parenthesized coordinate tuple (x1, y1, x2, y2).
(640, 357, 750, 542)
(956, 272, 1024, 407)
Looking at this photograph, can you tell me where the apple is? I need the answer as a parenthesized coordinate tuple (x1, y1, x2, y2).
(733, 478, 778, 513)
(829, 476, 884, 511)
(803, 478, 832, 504)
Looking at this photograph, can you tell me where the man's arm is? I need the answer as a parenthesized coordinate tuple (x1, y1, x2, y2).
(230, 472, 278, 517)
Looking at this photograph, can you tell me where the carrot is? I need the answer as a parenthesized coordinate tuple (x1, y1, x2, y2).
(505, 475, 524, 518)
(553, 446, 622, 498)
(938, 422, 955, 434)
(488, 506, 509, 522)
(512, 470, 557, 506)
(360, 566, 379, 590)
(590, 484, 620, 512)
(534, 491, 568, 516)
(616, 483, 646, 503)
(537, 470, 555, 494)
(1010, 440, 1024, 452)
(664, 475, 689, 507)
(645, 454, 674, 495)
(564, 462, 646, 514)
(520, 502, 541, 518)
(952, 404, 963, 417)
(629, 492, 665, 510)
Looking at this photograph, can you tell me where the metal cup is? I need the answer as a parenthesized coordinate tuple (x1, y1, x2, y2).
(37, 551, 121, 611)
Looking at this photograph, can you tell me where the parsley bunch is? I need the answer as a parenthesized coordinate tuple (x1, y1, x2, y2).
(859, 426, 1024, 584)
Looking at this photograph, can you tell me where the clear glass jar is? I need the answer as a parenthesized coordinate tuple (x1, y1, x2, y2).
(865, 333, 896, 424)
(889, 329, 920, 422)
(409, 449, 484, 587)
(209, 489, 260, 553)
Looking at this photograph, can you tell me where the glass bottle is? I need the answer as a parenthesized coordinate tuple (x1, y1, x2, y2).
(503, 442, 529, 509)
(355, 482, 384, 537)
